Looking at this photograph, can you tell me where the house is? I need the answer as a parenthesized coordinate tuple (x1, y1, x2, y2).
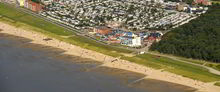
(132, 37, 141, 47)
(0, 0, 16, 4)
(139, 32, 149, 39)
(32, 1, 42, 12)
(17, 0, 25, 6)
(120, 36, 141, 47)
(125, 32, 138, 37)
(194, 0, 212, 6)
(111, 29, 125, 37)
(147, 36, 157, 43)
(28, 1, 32, 10)
(107, 36, 121, 43)
(177, 2, 188, 11)
(24, 0, 29, 8)
(149, 32, 162, 38)
(93, 26, 112, 35)
(41, 0, 53, 5)
(106, 21, 121, 28)
(24, 0, 42, 12)
(120, 36, 133, 46)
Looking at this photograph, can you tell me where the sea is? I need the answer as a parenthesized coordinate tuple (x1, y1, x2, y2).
(0, 33, 197, 92)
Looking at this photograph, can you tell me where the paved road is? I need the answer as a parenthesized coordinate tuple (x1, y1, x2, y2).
(146, 52, 220, 76)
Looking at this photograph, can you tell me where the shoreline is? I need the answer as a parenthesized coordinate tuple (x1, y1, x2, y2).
(0, 22, 220, 92)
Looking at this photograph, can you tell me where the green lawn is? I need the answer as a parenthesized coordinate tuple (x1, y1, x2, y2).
(0, 3, 73, 36)
(177, 56, 220, 71)
(205, 63, 220, 71)
(178, 58, 205, 65)
(123, 54, 220, 82)
(1, 3, 220, 83)
(151, 51, 220, 72)
(214, 82, 220, 87)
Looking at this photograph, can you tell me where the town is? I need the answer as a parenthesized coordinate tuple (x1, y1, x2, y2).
(0, 0, 211, 49)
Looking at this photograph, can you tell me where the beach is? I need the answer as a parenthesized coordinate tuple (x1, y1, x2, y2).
(0, 22, 220, 92)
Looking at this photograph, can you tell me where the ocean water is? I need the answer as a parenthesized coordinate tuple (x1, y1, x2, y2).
(0, 33, 197, 92)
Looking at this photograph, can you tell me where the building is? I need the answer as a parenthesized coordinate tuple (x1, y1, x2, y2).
(139, 32, 149, 39)
(120, 36, 141, 47)
(32, 1, 42, 12)
(41, 0, 53, 5)
(24, 0, 42, 12)
(16, 0, 25, 6)
(93, 27, 112, 35)
(147, 36, 157, 43)
(24, 0, 29, 8)
(177, 2, 188, 11)
(194, 0, 212, 6)
(132, 37, 141, 47)
(106, 21, 121, 28)
(0, 0, 16, 4)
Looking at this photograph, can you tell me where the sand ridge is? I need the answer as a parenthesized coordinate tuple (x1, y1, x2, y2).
(0, 22, 220, 92)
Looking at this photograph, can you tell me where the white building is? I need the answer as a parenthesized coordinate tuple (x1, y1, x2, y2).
(16, 0, 25, 6)
(41, 0, 53, 5)
(131, 37, 141, 47)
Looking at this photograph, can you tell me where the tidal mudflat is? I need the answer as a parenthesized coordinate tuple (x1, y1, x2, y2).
(0, 33, 196, 92)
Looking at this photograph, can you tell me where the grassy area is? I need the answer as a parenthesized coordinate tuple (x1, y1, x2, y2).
(0, 3, 73, 36)
(179, 57, 220, 71)
(205, 63, 220, 71)
(177, 56, 220, 71)
(150, 51, 220, 72)
(1, 3, 220, 83)
(64, 36, 132, 57)
(0, 3, 132, 57)
(123, 54, 220, 82)
(212, 1, 220, 4)
(214, 82, 220, 87)
(178, 58, 205, 65)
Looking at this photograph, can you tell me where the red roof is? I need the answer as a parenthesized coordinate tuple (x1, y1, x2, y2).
(148, 36, 156, 41)
(95, 27, 112, 35)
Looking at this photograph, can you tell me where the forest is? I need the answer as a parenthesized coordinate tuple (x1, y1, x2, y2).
(150, 4, 220, 63)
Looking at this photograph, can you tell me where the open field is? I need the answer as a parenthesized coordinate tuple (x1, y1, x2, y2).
(149, 51, 220, 73)
(176, 57, 220, 71)
(122, 54, 220, 82)
(0, 3, 220, 83)
(178, 58, 205, 65)
(180, 58, 220, 71)
(205, 63, 220, 71)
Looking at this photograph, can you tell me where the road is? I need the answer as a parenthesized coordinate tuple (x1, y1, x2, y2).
(146, 52, 220, 76)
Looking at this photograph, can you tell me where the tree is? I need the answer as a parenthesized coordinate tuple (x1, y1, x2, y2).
(150, 4, 220, 63)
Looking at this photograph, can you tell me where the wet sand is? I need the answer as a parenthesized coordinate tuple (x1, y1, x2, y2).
(0, 33, 197, 92)
(0, 21, 220, 92)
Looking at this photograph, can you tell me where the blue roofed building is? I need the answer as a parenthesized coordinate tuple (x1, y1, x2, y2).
(120, 36, 141, 47)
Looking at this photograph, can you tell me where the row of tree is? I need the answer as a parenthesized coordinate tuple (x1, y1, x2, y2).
(150, 4, 220, 63)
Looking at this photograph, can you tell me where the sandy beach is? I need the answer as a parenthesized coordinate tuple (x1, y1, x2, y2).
(0, 22, 220, 92)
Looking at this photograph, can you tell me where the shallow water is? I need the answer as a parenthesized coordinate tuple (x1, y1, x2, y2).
(0, 33, 197, 92)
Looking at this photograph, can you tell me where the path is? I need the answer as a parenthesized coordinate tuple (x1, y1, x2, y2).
(146, 52, 220, 76)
